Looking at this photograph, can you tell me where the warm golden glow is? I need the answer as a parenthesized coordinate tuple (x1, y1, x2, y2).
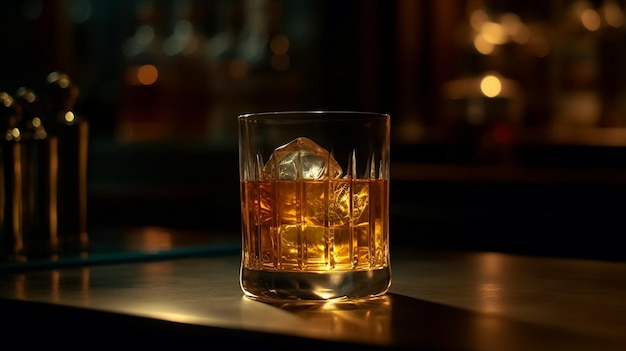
(263, 296, 392, 343)
(477, 253, 505, 314)
(51, 270, 60, 302)
(46, 71, 59, 84)
(78, 122, 89, 243)
(49, 137, 59, 244)
(12, 144, 24, 253)
(511, 26, 530, 44)
(480, 75, 502, 98)
(137, 64, 158, 85)
(603, 0, 625, 28)
(32, 117, 42, 128)
(10, 128, 21, 140)
(80, 268, 91, 306)
(1, 92, 12, 107)
(581, 8, 602, 31)
(501, 13, 531, 44)
(479, 283, 503, 314)
(126, 226, 174, 252)
(474, 34, 494, 55)
(47, 72, 70, 88)
(64, 111, 75, 123)
(470, 9, 489, 31)
(18, 89, 36, 103)
(480, 21, 507, 45)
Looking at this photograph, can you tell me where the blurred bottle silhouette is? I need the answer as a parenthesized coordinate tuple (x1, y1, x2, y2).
(14, 87, 59, 259)
(42, 72, 89, 256)
(1, 73, 89, 262)
(0, 88, 53, 260)
(1, 91, 26, 260)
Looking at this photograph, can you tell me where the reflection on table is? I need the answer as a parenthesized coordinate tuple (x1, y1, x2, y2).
(2, 236, 625, 350)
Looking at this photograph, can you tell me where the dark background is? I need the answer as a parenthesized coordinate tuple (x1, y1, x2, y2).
(2, 0, 626, 261)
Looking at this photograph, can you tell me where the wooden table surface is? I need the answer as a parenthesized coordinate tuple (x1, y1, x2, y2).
(1, 228, 625, 350)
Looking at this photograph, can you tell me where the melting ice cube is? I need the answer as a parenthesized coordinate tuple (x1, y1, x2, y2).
(263, 137, 343, 180)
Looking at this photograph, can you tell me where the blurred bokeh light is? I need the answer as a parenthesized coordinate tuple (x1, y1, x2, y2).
(3, 0, 626, 260)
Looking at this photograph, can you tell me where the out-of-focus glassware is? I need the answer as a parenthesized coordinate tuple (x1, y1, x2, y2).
(0, 72, 89, 263)
(43, 72, 89, 256)
(1, 91, 26, 260)
(14, 87, 58, 258)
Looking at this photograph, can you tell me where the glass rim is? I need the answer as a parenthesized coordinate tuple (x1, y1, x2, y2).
(238, 110, 390, 120)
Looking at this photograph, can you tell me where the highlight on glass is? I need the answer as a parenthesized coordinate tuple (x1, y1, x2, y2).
(238, 111, 391, 301)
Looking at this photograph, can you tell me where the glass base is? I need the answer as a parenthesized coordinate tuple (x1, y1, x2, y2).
(240, 266, 391, 301)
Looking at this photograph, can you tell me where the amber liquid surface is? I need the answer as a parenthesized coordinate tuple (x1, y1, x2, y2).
(240, 178, 390, 300)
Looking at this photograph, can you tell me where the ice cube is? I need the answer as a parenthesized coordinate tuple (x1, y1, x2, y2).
(263, 137, 343, 180)
(328, 179, 369, 226)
